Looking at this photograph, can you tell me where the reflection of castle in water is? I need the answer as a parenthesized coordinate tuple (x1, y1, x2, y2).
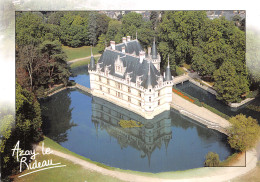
(91, 96, 172, 165)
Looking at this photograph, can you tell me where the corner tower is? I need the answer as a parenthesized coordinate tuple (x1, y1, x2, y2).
(150, 37, 161, 71)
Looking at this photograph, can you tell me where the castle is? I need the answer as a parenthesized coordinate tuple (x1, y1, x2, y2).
(88, 36, 173, 119)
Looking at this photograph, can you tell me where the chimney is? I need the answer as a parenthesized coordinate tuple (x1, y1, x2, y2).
(122, 46, 125, 53)
(122, 37, 127, 43)
(110, 41, 115, 50)
(127, 36, 131, 42)
(139, 50, 145, 63)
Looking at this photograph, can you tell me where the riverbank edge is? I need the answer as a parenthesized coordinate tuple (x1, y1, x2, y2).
(32, 137, 257, 182)
(188, 77, 257, 108)
(38, 86, 259, 181)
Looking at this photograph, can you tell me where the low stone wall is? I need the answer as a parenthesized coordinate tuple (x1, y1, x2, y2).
(189, 79, 218, 95)
(170, 103, 228, 135)
(228, 98, 255, 108)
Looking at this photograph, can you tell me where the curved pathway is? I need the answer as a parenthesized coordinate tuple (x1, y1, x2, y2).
(36, 145, 257, 182)
(67, 54, 101, 63)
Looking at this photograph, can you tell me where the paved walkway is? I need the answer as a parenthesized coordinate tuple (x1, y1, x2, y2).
(171, 92, 231, 129)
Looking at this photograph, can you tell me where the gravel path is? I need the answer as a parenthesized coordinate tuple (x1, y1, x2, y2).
(67, 54, 101, 63)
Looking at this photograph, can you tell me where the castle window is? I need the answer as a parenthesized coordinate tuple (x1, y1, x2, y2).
(158, 100, 160, 106)
(139, 102, 141, 106)
(149, 89, 151, 92)
(137, 81, 140, 87)
(128, 96, 131, 102)
(108, 88, 110, 93)
(116, 91, 120, 98)
(128, 87, 131, 93)
(107, 79, 110, 85)
(99, 76, 101, 82)
(116, 82, 121, 89)
(158, 91, 160, 97)
(127, 77, 130, 84)
(149, 97, 151, 102)
(139, 91, 141, 97)
(100, 85, 102, 91)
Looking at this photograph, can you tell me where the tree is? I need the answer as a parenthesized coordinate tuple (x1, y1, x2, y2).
(150, 11, 159, 30)
(213, 61, 249, 103)
(106, 19, 122, 43)
(1, 83, 43, 179)
(158, 11, 208, 66)
(38, 40, 71, 89)
(137, 21, 155, 49)
(228, 114, 260, 152)
(97, 34, 107, 53)
(60, 13, 89, 47)
(16, 12, 45, 46)
(121, 12, 143, 36)
(191, 52, 216, 77)
(204, 152, 220, 167)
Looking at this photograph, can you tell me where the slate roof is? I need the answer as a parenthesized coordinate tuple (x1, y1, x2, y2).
(114, 40, 143, 56)
(151, 39, 157, 59)
(97, 48, 161, 89)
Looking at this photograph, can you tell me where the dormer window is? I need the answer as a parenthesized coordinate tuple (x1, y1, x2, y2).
(136, 75, 142, 88)
(115, 55, 126, 76)
(105, 65, 110, 76)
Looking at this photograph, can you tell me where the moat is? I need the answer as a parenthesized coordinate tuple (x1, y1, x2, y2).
(39, 66, 237, 173)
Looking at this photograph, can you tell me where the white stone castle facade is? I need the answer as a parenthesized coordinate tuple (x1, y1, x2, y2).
(88, 36, 173, 119)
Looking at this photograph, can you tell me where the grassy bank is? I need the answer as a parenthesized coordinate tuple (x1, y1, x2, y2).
(70, 56, 101, 69)
(12, 136, 245, 181)
(13, 153, 122, 182)
(40, 137, 217, 180)
(63, 45, 99, 61)
(220, 152, 243, 167)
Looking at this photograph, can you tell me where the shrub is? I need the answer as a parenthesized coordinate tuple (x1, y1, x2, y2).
(204, 152, 220, 167)
(228, 114, 260, 152)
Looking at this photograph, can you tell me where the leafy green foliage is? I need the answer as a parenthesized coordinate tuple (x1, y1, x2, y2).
(16, 12, 45, 46)
(213, 61, 249, 103)
(1, 83, 43, 179)
(0, 115, 14, 153)
(204, 152, 220, 167)
(106, 19, 123, 44)
(228, 114, 260, 152)
(60, 13, 89, 47)
(96, 34, 107, 53)
(121, 12, 143, 37)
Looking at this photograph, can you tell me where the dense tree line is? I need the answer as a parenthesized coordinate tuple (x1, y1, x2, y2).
(16, 10, 250, 103)
(157, 11, 249, 103)
(16, 12, 71, 96)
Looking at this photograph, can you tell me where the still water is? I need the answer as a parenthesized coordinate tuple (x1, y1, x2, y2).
(41, 88, 233, 173)
(176, 81, 260, 122)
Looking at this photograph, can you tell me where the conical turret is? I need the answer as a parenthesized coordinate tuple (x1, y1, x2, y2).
(145, 61, 153, 89)
(89, 46, 96, 70)
(151, 37, 157, 59)
(165, 55, 172, 81)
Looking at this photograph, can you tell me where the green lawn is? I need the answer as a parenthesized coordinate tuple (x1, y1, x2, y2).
(70, 56, 101, 69)
(62, 45, 99, 61)
(13, 154, 123, 182)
